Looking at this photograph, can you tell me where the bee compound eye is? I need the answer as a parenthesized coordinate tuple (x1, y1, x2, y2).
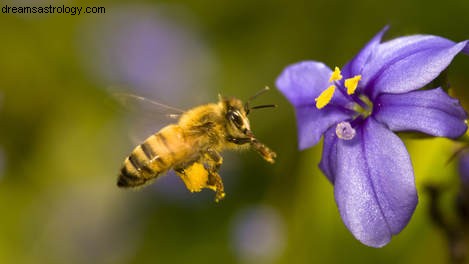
(230, 111, 243, 128)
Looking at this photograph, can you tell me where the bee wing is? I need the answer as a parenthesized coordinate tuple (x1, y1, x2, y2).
(114, 93, 185, 116)
(112, 92, 185, 144)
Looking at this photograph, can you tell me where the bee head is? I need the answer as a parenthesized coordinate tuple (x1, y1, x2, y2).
(221, 97, 253, 138)
(219, 87, 276, 139)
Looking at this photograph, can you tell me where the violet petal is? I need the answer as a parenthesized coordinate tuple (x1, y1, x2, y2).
(362, 35, 455, 85)
(373, 41, 468, 96)
(276, 61, 348, 107)
(342, 26, 389, 78)
(334, 118, 418, 247)
(374, 88, 468, 138)
(295, 105, 349, 150)
(319, 126, 338, 183)
(362, 35, 468, 97)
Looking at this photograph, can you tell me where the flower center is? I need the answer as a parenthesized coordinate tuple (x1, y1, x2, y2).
(314, 67, 375, 140)
(352, 94, 373, 119)
(315, 66, 364, 110)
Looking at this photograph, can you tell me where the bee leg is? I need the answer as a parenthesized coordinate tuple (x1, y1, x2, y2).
(226, 136, 251, 145)
(207, 171, 225, 202)
(227, 136, 276, 163)
(203, 150, 226, 202)
(204, 149, 223, 172)
(251, 139, 277, 164)
(174, 163, 209, 193)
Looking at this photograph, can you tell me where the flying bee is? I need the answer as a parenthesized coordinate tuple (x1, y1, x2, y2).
(117, 87, 277, 202)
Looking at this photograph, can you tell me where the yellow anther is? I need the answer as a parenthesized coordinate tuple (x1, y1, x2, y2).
(315, 85, 336, 109)
(329, 67, 343, 82)
(345, 75, 362, 95)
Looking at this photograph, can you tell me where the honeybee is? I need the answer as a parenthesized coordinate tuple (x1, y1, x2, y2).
(117, 87, 276, 202)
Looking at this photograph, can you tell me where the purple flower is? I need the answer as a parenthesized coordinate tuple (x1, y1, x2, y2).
(276, 26, 469, 247)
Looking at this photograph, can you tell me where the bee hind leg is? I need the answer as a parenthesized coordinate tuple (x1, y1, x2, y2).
(174, 163, 209, 193)
(207, 171, 225, 202)
(174, 151, 226, 202)
(203, 150, 225, 202)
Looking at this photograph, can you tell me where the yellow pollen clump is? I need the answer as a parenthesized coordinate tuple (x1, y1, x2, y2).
(345, 75, 362, 95)
(315, 85, 336, 109)
(329, 67, 343, 82)
(180, 163, 209, 193)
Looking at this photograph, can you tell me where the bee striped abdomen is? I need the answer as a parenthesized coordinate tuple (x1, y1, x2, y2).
(117, 125, 186, 188)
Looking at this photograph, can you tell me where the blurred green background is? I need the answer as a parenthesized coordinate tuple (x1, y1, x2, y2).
(1, 0, 469, 263)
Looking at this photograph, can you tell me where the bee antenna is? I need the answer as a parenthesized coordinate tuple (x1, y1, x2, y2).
(245, 86, 271, 115)
(250, 104, 277, 110)
(248, 86, 271, 102)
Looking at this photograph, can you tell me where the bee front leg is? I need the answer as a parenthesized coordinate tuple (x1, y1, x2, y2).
(251, 139, 276, 164)
(227, 136, 276, 163)
(226, 136, 252, 145)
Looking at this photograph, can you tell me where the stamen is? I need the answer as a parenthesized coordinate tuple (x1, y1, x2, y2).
(344, 75, 362, 95)
(315, 85, 336, 109)
(329, 67, 343, 82)
(335, 121, 356, 140)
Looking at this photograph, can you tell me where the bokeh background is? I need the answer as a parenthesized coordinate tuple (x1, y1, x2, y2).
(1, 0, 469, 263)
